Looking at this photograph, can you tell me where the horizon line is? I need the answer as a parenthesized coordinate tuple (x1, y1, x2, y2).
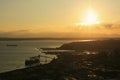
(0, 37, 120, 40)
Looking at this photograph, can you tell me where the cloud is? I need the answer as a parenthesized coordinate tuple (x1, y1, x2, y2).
(0, 29, 31, 37)
(102, 24, 113, 28)
(76, 22, 120, 29)
(0, 23, 120, 38)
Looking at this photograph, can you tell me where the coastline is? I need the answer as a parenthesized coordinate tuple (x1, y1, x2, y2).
(0, 39, 120, 80)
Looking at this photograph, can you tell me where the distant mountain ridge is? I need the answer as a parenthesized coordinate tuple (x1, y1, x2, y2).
(0, 38, 85, 40)
(0, 37, 119, 41)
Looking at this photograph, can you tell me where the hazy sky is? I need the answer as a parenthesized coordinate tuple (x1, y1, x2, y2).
(0, 0, 120, 38)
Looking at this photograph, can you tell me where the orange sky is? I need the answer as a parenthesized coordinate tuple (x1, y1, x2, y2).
(0, 0, 120, 38)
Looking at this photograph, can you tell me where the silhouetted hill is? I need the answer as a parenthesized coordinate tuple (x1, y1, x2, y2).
(59, 39, 120, 51)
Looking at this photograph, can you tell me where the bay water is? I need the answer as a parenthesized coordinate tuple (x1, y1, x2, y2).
(0, 40, 75, 73)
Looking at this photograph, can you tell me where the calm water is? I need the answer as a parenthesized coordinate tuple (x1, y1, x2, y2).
(0, 40, 78, 73)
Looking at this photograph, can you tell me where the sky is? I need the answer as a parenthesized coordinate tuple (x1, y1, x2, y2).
(0, 0, 120, 38)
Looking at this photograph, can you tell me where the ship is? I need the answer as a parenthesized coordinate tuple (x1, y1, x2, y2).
(25, 55, 40, 66)
(6, 44, 18, 47)
(25, 54, 56, 67)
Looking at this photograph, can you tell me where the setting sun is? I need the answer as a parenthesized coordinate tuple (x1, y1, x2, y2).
(79, 9, 100, 26)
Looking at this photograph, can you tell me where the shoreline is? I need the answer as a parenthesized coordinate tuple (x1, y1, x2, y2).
(1, 39, 120, 80)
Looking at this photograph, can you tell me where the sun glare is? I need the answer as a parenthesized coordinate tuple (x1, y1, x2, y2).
(78, 9, 100, 26)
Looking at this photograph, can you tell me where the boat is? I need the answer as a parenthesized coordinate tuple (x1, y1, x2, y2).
(6, 44, 18, 47)
(25, 55, 40, 66)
